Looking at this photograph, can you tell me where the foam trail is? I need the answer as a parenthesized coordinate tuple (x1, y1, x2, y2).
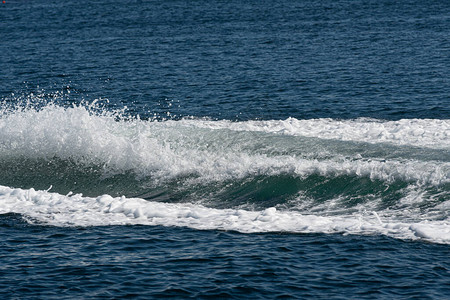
(178, 117, 450, 149)
(0, 185, 449, 244)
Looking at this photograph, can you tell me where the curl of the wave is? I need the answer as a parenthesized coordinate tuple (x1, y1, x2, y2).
(1, 98, 449, 186)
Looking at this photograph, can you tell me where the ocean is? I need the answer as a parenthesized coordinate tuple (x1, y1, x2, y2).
(0, 0, 449, 298)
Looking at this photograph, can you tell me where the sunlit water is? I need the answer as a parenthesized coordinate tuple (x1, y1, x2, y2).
(1, 0, 449, 298)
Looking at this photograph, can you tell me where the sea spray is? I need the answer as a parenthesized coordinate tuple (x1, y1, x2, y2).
(0, 102, 449, 244)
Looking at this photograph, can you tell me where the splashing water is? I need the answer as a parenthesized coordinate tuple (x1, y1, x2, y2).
(0, 101, 449, 243)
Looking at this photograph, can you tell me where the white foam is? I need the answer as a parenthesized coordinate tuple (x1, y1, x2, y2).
(0, 105, 448, 185)
(177, 117, 450, 149)
(1, 185, 449, 244)
(1, 104, 449, 243)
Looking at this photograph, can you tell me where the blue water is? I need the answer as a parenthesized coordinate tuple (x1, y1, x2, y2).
(1, 0, 449, 298)
(1, 216, 449, 299)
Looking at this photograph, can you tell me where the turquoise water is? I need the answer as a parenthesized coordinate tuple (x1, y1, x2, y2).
(0, 0, 449, 298)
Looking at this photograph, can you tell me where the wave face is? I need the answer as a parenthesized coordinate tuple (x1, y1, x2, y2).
(0, 103, 449, 244)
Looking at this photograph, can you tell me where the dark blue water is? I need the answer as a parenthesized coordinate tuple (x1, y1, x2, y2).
(2, 0, 449, 120)
(1, 0, 449, 298)
(1, 214, 449, 299)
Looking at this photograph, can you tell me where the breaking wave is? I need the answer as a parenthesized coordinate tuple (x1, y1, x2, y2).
(0, 102, 448, 243)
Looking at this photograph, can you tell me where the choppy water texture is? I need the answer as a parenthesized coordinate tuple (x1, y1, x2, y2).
(1, 0, 449, 298)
